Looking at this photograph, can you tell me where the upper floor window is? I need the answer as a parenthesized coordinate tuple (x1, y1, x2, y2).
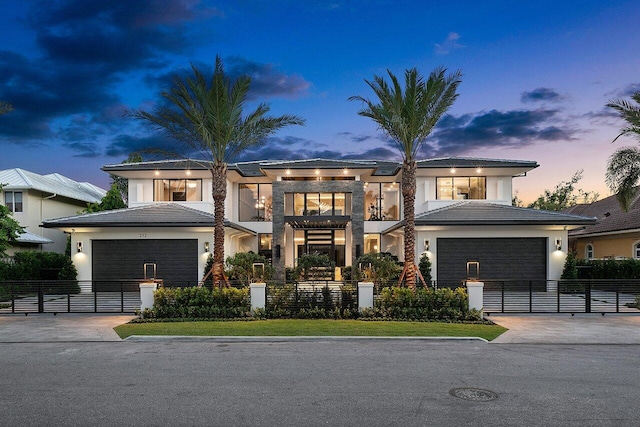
(285, 192, 352, 216)
(436, 177, 486, 200)
(364, 183, 399, 221)
(239, 184, 272, 221)
(585, 244, 594, 260)
(4, 191, 23, 212)
(154, 179, 202, 202)
(634, 242, 640, 260)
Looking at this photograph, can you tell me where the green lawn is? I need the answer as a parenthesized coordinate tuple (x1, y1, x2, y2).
(114, 319, 507, 341)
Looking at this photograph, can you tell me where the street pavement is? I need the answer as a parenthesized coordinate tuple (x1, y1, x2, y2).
(1, 314, 639, 425)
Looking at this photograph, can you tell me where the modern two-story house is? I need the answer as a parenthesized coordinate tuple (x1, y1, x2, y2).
(43, 157, 595, 287)
(1, 168, 106, 254)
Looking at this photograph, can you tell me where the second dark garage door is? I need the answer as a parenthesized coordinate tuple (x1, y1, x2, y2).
(436, 238, 547, 287)
(92, 239, 198, 290)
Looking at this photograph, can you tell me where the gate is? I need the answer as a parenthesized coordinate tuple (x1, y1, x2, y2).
(483, 279, 640, 314)
(0, 280, 142, 314)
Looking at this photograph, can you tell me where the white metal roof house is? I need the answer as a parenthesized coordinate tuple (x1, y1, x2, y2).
(0, 168, 106, 254)
(43, 157, 595, 287)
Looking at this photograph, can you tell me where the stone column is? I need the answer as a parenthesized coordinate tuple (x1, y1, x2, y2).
(466, 281, 484, 312)
(139, 282, 158, 313)
(358, 282, 374, 310)
(250, 283, 267, 311)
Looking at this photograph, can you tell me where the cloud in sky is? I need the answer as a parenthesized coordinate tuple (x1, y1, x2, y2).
(521, 87, 565, 103)
(434, 32, 465, 55)
(226, 57, 311, 100)
(426, 108, 578, 156)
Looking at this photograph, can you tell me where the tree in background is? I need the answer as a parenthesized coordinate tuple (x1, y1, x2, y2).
(605, 91, 640, 211)
(350, 67, 462, 288)
(83, 183, 126, 213)
(527, 170, 598, 211)
(0, 101, 13, 115)
(111, 153, 143, 204)
(129, 56, 304, 285)
(0, 184, 24, 257)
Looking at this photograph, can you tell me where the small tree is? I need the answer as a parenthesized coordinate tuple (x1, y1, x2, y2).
(418, 252, 433, 287)
(356, 253, 402, 286)
(560, 252, 578, 280)
(295, 252, 334, 281)
(224, 251, 274, 285)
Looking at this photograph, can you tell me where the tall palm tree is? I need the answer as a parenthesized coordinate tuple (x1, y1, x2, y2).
(606, 91, 640, 211)
(350, 67, 462, 288)
(130, 56, 304, 285)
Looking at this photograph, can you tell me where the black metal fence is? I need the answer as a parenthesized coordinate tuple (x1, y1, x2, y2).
(483, 279, 640, 314)
(266, 282, 358, 315)
(0, 280, 142, 314)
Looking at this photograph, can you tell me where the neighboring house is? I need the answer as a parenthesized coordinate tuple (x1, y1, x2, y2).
(564, 192, 640, 260)
(43, 157, 595, 287)
(0, 168, 106, 255)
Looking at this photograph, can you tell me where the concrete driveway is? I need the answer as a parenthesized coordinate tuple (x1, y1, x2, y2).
(488, 313, 640, 344)
(0, 313, 135, 342)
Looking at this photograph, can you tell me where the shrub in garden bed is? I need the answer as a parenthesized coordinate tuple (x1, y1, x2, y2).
(147, 286, 251, 319)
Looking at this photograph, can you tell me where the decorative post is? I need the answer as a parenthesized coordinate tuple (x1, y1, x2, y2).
(466, 281, 484, 312)
(250, 282, 267, 311)
(139, 282, 158, 313)
(358, 282, 374, 310)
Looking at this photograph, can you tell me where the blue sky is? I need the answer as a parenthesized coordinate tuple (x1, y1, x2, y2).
(0, 0, 638, 203)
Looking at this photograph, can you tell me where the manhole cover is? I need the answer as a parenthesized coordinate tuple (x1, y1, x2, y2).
(449, 388, 498, 402)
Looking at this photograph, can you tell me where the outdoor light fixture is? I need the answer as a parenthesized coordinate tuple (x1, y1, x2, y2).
(204, 242, 210, 253)
(555, 238, 562, 251)
(76, 241, 83, 253)
(424, 239, 430, 252)
(450, 168, 456, 174)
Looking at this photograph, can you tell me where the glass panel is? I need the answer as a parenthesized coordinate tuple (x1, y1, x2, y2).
(333, 193, 345, 216)
(436, 177, 453, 200)
(4, 192, 13, 212)
(170, 180, 186, 201)
(293, 193, 305, 216)
(153, 180, 167, 201)
(261, 184, 272, 221)
(13, 192, 22, 212)
(320, 193, 333, 216)
(364, 183, 382, 220)
(469, 177, 486, 199)
(185, 180, 201, 201)
(306, 193, 320, 216)
(259, 234, 272, 251)
(239, 184, 258, 221)
(381, 183, 399, 220)
(453, 177, 470, 200)
(344, 193, 352, 216)
(364, 234, 380, 254)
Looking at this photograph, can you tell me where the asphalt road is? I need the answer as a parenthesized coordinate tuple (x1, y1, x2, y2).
(1, 340, 638, 426)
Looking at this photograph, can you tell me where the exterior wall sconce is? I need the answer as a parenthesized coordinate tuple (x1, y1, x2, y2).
(204, 242, 210, 253)
(76, 241, 83, 253)
(423, 239, 430, 252)
(555, 238, 562, 251)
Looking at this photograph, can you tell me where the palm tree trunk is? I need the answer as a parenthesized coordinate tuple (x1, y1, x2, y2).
(402, 160, 417, 289)
(211, 161, 227, 286)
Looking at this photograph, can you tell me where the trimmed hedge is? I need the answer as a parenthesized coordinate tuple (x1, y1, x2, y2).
(575, 259, 640, 279)
(145, 285, 481, 322)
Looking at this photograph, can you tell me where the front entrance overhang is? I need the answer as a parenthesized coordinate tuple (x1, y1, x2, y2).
(285, 215, 350, 229)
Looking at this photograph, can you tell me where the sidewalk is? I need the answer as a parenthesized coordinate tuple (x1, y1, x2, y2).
(0, 313, 135, 342)
(488, 313, 640, 344)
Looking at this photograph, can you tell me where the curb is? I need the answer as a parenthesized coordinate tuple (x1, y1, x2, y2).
(123, 335, 489, 343)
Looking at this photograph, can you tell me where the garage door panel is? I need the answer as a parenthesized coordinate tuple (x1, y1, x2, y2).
(437, 238, 546, 286)
(92, 239, 198, 289)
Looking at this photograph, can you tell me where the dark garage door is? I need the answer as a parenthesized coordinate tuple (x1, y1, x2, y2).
(437, 238, 547, 287)
(92, 239, 198, 290)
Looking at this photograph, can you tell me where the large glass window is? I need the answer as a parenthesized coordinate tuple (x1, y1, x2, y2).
(436, 177, 486, 200)
(259, 234, 272, 260)
(239, 184, 272, 221)
(286, 193, 351, 216)
(364, 234, 380, 254)
(364, 183, 399, 220)
(4, 191, 23, 212)
(154, 180, 202, 202)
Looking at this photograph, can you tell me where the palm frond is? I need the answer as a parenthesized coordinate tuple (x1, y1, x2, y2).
(606, 147, 640, 211)
(607, 91, 640, 143)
